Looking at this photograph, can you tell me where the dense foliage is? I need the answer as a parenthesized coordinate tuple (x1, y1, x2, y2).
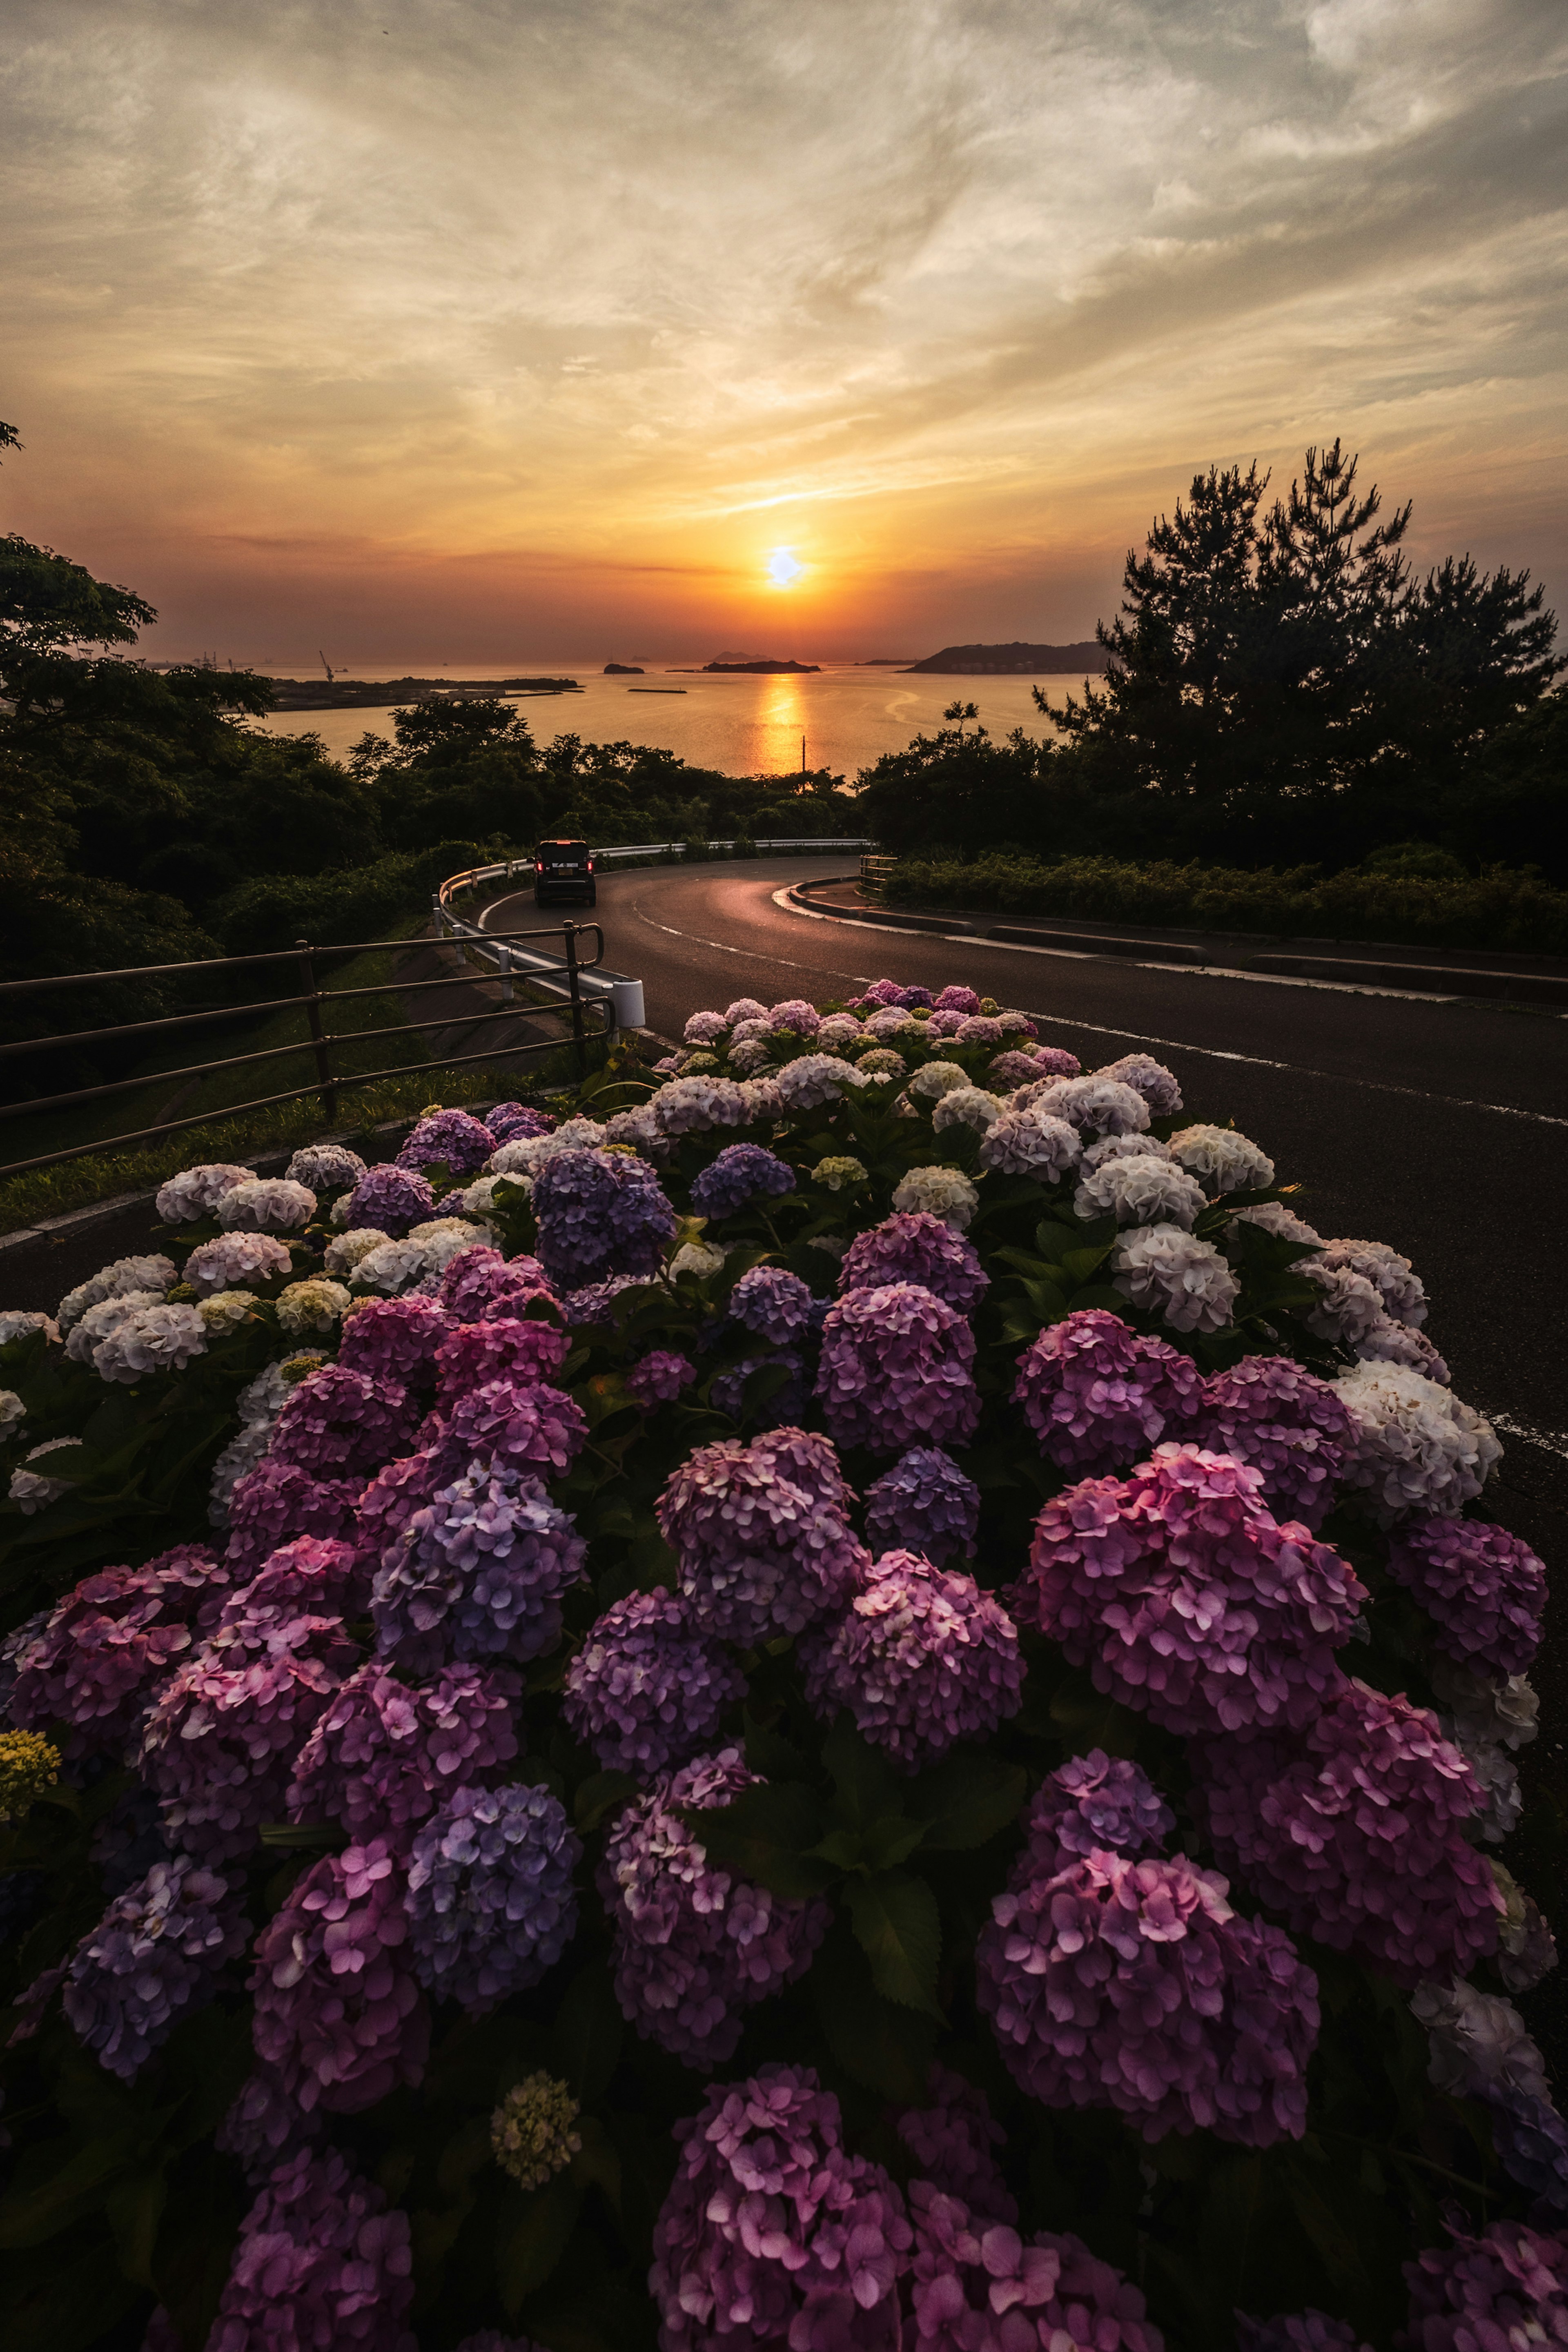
(1, 975, 1562, 2352)
(856, 441, 1565, 878)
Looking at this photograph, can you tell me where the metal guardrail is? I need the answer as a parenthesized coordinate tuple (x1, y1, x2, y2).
(0, 924, 611, 1180)
(859, 852, 898, 902)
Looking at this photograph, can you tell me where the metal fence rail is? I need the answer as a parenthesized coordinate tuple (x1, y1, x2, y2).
(0, 922, 610, 1181)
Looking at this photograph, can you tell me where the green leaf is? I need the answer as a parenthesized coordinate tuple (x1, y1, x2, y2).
(679, 1781, 837, 1897)
(497, 2177, 582, 2314)
(552, 1959, 625, 2105)
(822, 1713, 904, 1830)
(1021, 1278, 1070, 1321)
(843, 1870, 944, 2018)
(258, 1820, 347, 1851)
(106, 2166, 168, 2288)
(1033, 1220, 1083, 1263)
(0, 2132, 138, 2248)
(572, 1771, 641, 1834)
(907, 1753, 1027, 1849)
(568, 2115, 622, 2211)
(809, 1927, 938, 2101)
(1060, 1244, 1112, 1285)
(741, 1707, 815, 1784)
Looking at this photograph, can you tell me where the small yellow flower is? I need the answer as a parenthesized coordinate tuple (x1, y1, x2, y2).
(0, 1729, 61, 1824)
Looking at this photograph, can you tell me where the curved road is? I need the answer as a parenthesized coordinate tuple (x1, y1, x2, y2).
(487, 851, 1568, 1779)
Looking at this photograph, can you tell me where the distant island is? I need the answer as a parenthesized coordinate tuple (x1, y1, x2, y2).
(702, 657, 821, 674)
(266, 674, 581, 710)
(604, 662, 644, 675)
(855, 657, 919, 665)
(901, 641, 1105, 674)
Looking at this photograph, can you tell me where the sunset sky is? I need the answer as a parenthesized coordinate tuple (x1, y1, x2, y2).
(4, 0, 1566, 666)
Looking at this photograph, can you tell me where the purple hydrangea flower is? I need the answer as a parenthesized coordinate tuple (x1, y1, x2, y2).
(816, 1282, 981, 1455)
(839, 1212, 988, 1313)
(769, 997, 821, 1037)
(269, 1362, 417, 1480)
(214, 2066, 321, 2187)
(372, 1461, 587, 1667)
(898, 984, 935, 1009)
(1016, 1444, 1367, 1739)
(354, 1448, 452, 1576)
(433, 1316, 572, 1402)
(1012, 1309, 1204, 1475)
(909, 2193, 1163, 2352)
(863, 1446, 980, 1565)
(690, 1143, 796, 1219)
(1097, 1053, 1183, 1115)
(435, 1245, 553, 1321)
(9, 1546, 226, 1752)
(657, 1426, 868, 1644)
(1189, 1356, 1357, 1530)
(626, 1349, 696, 1410)
(287, 1660, 521, 1843)
(396, 1107, 496, 1176)
(1385, 1517, 1546, 1677)
(207, 2146, 415, 2352)
(342, 1163, 437, 1236)
(933, 985, 980, 1013)
(955, 1015, 1005, 1046)
(978, 1840, 1319, 2145)
(800, 1549, 1024, 1770)
(61, 1855, 249, 2079)
(337, 1294, 451, 1387)
(728, 1264, 815, 1345)
(211, 1535, 368, 1642)
(250, 1838, 430, 2114)
(530, 1147, 678, 1289)
(601, 1751, 831, 2067)
(225, 1461, 364, 1583)
(443, 1375, 588, 1479)
(563, 1589, 746, 1776)
(140, 1611, 356, 1864)
(1196, 1677, 1504, 1987)
(405, 1782, 580, 2012)
(1404, 2218, 1568, 2352)
(1236, 2315, 1370, 2352)
(1023, 1751, 1176, 1870)
(486, 1102, 555, 1143)
(897, 2063, 1016, 2224)
(651, 2067, 911, 2350)
(558, 1272, 655, 1331)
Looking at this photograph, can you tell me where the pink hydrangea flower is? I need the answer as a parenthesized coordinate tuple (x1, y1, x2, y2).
(250, 1838, 430, 2114)
(799, 1550, 1024, 1770)
(1012, 1310, 1204, 1475)
(816, 1282, 980, 1455)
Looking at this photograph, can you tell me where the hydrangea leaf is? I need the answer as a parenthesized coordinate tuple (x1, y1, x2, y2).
(822, 1713, 903, 1830)
(907, 1752, 1028, 1850)
(572, 1770, 642, 1833)
(809, 1927, 938, 2100)
(675, 1780, 837, 1898)
(844, 1868, 944, 2018)
(552, 1960, 625, 2105)
(496, 2174, 581, 2314)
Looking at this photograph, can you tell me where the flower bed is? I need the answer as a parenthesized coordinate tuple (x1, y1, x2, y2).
(0, 992, 1562, 2352)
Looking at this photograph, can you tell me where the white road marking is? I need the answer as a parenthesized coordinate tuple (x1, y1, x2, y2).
(1490, 1412, 1568, 1463)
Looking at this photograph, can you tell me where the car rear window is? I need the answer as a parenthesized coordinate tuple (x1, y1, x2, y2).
(537, 842, 589, 869)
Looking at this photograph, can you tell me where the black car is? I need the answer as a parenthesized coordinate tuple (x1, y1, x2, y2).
(532, 838, 596, 907)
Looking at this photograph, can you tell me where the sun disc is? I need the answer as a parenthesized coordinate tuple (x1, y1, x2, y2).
(767, 548, 804, 587)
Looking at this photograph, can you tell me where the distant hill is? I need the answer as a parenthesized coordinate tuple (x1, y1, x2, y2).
(604, 662, 644, 675)
(902, 641, 1105, 674)
(265, 675, 579, 709)
(703, 657, 822, 673)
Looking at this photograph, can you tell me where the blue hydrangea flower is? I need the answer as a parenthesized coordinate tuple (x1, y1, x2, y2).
(563, 1590, 746, 1776)
(863, 1447, 980, 1565)
(728, 1266, 815, 1347)
(372, 1462, 587, 1668)
(62, 1856, 249, 2080)
(531, 1148, 677, 1289)
(406, 1782, 581, 2013)
(690, 1145, 795, 1220)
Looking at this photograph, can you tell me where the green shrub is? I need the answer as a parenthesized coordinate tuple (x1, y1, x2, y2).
(212, 840, 504, 956)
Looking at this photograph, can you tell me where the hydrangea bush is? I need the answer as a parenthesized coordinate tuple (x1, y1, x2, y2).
(0, 1002, 1558, 2352)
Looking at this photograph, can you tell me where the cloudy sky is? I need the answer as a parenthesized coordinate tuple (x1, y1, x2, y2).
(4, 0, 1566, 663)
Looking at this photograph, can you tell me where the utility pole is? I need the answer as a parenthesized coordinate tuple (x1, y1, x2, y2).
(801, 733, 806, 778)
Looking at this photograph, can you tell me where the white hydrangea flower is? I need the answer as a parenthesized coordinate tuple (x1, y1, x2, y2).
(601, 1105, 675, 1166)
(907, 1061, 971, 1102)
(771, 1055, 863, 1113)
(155, 1163, 253, 1224)
(1319, 1238, 1428, 1327)
(931, 1085, 1004, 1134)
(217, 1177, 317, 1232)
(654, 1077, 753, 1135)
(978, 1106, 1082, 1181)
(727, 1036, 773, 1075)
(817, 1013, 866, 1051)
(1112, 1223, 1240, 1334)
(284, 1143, 367, 1193)
(276, 1278, 354, 1336)
(9, 1436, 79, 1514)
(196, 1290, 260, 1335)
(406, 1217, 497, 1272)
(738, 1078, 784, 1123)
(185, 1232, 293, 1296)
(237, 1355, 325, 1427)
(996, 1011, 1036, 1036)
(1169, 1123, 1274, 1195)
(207, 1418, 272, 1525)
(1355, 1318, 1450, 1385)
(1332, 1361, 1501, 1524)
(684, 1010, 730, 1046)
(729, 1017, 771, 1045)
(1430, 1655, 1539, 1753)
(58, 1255, 178, 1334)
(855, 1048, 907, 1080)
(1298, 1261, 1389, 1348)
(670, 1240, 727, 1279)
(1094, 1054, 1183, 1115)
(0, 1311, 58, 1348)
(65, 1292, 167, 1365)
(350, 1238, 434, 1296)
(90, 1302, 208, 1383)
(724, 998, 768, 1025)
(1074, 1154, 1207, 1231)
(487, 1116, 606, 1176)
(1025, 1077, 1151, 1138)
(1410, 1978, 1548, 2103)
(1490, 1863, 1558, 1996)
(813, 1156, 868, 1192)
(0, 1388, 25, 1433)
(1080, 1131, 1176, 1172)
(1229, 1200, 1322, 1249)
(1449, 1736, 1522, 1844)
(323, 1226, 392, 1277)
(892, 1165, 980, 1231)
(865, 1007, 916, 1039)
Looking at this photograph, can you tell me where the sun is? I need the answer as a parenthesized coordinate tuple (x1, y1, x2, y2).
(766, 548, 804, 588)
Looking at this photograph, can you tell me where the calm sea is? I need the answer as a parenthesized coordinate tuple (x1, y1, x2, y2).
(249, 662, 1091, 781)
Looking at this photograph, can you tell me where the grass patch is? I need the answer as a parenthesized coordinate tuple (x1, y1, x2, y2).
(880, 853, 1568, 955)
